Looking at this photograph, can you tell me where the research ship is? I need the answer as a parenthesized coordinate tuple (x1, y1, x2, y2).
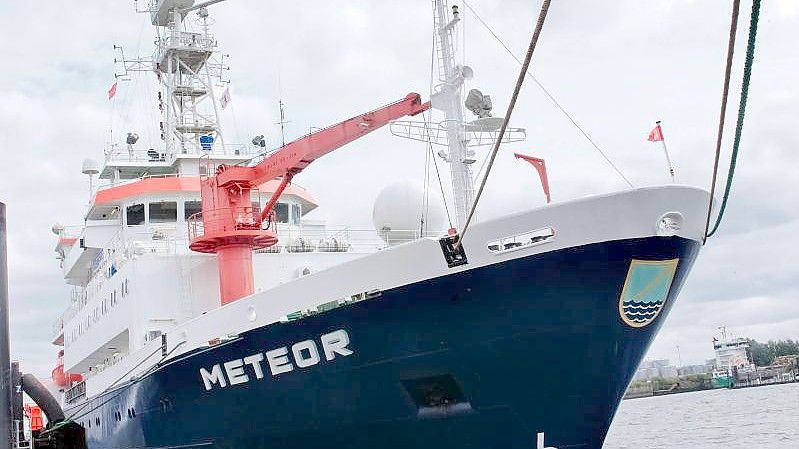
(31, 1, 709, 448)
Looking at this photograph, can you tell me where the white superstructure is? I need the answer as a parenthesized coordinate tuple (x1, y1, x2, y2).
(713, 327, 753, 372)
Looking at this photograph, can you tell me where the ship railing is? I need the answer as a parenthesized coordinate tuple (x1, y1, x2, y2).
(51, 319, 63, 342)
(187, 208, 437, 253)
(218, 143, 251, 156)
(64, 380, 86, 405)
(96, 173, 185, 192)
(255, 226, 441, 254)
(124, 233, 190, 256)
(51, 287, 87, 340)
(187, 206, 264, 242)
(389, 118, 527, 148)
(160, 31, 215, 53)
(57, 225, 84, 240)
(104, 147, 171, 163)
(103, 144, 254, 164)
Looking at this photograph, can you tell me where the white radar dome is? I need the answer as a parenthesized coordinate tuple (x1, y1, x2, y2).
(81, 159, 100, 176)
(372, 180, 447, 245)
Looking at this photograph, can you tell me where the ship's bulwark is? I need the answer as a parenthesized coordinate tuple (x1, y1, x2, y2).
(73, 235, 699, 449)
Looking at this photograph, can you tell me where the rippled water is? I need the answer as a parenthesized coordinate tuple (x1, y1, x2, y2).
(604, 382, 799, 449)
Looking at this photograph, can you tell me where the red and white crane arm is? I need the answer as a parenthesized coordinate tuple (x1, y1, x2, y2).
(190, 92, 430, 305)
(218, 93, 429, 189)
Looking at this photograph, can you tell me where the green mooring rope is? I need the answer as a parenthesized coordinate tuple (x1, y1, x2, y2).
(707, 0, 762, 237)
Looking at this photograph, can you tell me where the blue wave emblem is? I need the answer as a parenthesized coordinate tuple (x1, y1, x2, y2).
(618, 259, 679, 328)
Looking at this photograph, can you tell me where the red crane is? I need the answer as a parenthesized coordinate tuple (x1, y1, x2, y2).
(189, 93, 430, 305)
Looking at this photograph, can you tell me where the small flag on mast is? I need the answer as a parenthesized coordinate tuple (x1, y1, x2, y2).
(514, 153, 551, 203)
(220, 87, 231, 109)
(647, 121, 676, 182)
(648, 123, 664, 142)
(107, 81, 118, 100)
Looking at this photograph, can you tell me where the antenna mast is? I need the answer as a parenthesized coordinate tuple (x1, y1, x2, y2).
(276, 100, 289, 148)
(434, 0, 473, 228)
(391, 0, 526, 230)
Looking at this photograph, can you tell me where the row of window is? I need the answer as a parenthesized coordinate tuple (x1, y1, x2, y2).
(125, 200, 301, 226)
(126, 201, 198, 225)
(82, 407, 136, 431)
(67, 279, 129, 346)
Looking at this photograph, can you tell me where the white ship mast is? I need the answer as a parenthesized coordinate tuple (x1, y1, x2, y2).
(392, 0, 526, 230)
(117, 0, 230, 157)
(433, 0, 474, 228)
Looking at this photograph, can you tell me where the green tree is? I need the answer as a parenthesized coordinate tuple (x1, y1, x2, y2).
(746, 339, 799, 366)
(747, 339, 771, 365)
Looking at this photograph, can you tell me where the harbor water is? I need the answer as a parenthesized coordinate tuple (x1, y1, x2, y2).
(604, 382, 799, 449)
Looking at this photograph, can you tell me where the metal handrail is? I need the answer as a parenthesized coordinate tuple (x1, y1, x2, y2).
(103, 144, 254, 164)
(187, 206, 265, 241)
(64, 381, 86, 405)
(162, 32, 215, 51)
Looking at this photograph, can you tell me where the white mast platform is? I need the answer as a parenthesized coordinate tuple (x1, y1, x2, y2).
(102, 0, 244, 182)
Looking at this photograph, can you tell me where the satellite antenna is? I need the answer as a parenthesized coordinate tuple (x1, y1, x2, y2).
(465, 89, 493, 118)
(82, 159, 100, 201)
(251, 135, 266, 148)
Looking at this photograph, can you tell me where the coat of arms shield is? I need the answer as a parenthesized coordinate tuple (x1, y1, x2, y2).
(618, 259, 679, 328)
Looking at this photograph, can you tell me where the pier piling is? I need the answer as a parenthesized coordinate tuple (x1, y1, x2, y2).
(0, 203, 12, 448)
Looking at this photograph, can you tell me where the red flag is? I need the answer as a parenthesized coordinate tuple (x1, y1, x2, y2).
(514, 153, 551, 203)
(107, 81, 118, 100)
(648, 123, 664, 142)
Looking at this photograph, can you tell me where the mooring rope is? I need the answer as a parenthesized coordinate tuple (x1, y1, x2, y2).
(704, 0, 741, 244)
(458, 0, 552, 245)
(706, 0, 762, 238)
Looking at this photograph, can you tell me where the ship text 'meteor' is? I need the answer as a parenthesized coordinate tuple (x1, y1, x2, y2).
(199, 329, 354, 391)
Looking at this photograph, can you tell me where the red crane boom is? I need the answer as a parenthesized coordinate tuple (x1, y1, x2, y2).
(189, 93, 430, 305)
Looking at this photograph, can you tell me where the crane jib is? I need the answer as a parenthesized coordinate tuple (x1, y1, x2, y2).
(191, 92, 430, 305)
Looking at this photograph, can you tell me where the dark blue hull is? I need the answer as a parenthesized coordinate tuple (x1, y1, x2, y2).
(72, 236, 700, 449)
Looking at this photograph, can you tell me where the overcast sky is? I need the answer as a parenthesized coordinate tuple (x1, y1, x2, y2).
(0, 0, 797, 377)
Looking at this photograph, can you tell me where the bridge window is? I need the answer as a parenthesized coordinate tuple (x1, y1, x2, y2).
(291, 204, 301, 224)
(149, 201, 177, 223)
(184, 201, 202, 220)
(126, 204, 145, 226)
(275, 202, 289, 224)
